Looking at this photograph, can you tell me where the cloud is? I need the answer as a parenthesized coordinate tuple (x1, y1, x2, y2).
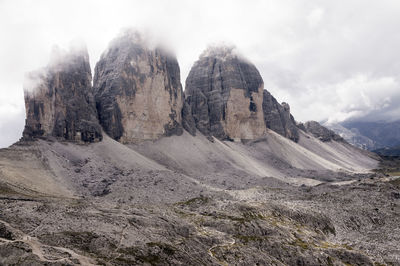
(0, 92, 25, 147)
(1, 0, 400, 147)
(314, 75, 399, 123)
(307, 7, 325, 28)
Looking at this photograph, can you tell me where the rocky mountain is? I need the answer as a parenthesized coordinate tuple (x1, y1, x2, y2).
(262, 90, 299, 142)
(22, 46, 102, 143)
(325, 120, 400, 151)
(1, 127, 395, 265)
(1, 32, 398, 265)
(183, 46, 266, 140)
(93, 30, 183, 143)
(374, 146, 400, 156)
(304, 121, 344, 142)
(325, 122, 377, 150)
(342, 120, 400, 149)
(183, 46, 300, 142)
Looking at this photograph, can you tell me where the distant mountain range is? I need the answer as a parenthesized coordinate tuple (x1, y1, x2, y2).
(325, 120, 400, 154)
(373, 146, 400, 156)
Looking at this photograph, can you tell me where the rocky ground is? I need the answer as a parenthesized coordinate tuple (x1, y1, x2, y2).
(0, 138, 399, 265)
(7, 29, 398, 266)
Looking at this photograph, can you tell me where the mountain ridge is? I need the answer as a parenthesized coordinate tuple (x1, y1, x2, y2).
(1, 30, 397, 265)
(326, 120, 400, 151)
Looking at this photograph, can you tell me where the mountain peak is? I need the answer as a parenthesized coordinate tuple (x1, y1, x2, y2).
(93, 31, 184, 143)
(184, 45, 266, 140)
(200, 44, 237, 59)
(304, 121, 343, 142)
(22, 44, 102, 143)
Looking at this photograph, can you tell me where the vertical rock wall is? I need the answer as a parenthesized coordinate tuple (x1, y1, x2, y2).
(262, 90, 299, 142)
(93, 31, 183, 143)
(23, 46, 102, 142)
(183, 46, 266, 141)
(22, 37, 301, 144)
(304, 121, 344, 142)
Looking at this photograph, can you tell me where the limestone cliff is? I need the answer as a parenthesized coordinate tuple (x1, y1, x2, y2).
(93, 31, 183, 143)
(22, 46, 102, 142)
(304, 121, 344, 142)
(183, 46, 266, 141)
(262, 90, 299, 142)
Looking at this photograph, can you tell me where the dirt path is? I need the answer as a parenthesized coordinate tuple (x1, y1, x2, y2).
(0, 219, 97, 265)
(199, 227, 236, 265)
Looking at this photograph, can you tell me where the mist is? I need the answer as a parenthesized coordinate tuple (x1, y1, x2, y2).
(1, 0, 400, 147)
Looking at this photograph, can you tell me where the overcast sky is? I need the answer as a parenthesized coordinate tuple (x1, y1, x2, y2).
(1, 0, 400, 148)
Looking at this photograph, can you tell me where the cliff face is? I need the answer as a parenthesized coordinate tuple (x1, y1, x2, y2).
(22, 46, 102, 143)
(325, 122, 377, 150)
(183, 46, 266, 141)
(262, 90, 299, 142)
(93, 31, 183, 143)
(304, 121, 344, 142)
(22, 38, 301, 144)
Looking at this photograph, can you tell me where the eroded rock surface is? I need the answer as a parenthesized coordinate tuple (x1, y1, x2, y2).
(262, 90, 299, 142)
(305, 121, 344, 142)
(93, 31, 183, 143)
(181, 99, 196, 136)
(184, 46, 266, 141)
(22, 46, 102, 143)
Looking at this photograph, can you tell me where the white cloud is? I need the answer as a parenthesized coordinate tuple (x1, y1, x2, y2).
(1, 0, 400, 147)
(307, 7, 325, 28)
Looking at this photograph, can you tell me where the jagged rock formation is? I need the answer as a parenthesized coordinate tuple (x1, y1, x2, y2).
(325, 122, 377, 150)
(93, 31, 183, 143)
(183, 46, 266, 141)
(262, 90, 299, 142)
(181, 99, 196, 136)
(341, 120, 400, 149)
(7, 34, 398, 266)
(22, 46, 102, 143)
(305, 121, 344, 142)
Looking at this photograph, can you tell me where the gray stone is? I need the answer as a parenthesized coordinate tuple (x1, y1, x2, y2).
(93, 30, 184, 143)
(184, 46, 266, 140)
(0, 222, 15, 240)
(181, 98, 196, 136)
(305, 121, 344, 142)
(262, 90, 299, 142)
(22, 46, 102, 143)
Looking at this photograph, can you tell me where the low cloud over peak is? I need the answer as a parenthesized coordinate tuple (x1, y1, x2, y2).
(1, 0, 400, 147)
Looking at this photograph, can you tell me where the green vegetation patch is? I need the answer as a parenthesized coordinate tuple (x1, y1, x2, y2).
(389, 177, 400, 187)
(116, 242, 176, 265)
(175, 196, 210, 207)
(290, 237, 310, 250)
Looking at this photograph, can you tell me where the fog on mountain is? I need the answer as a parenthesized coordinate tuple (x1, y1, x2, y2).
(0, 29, 398, 265)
